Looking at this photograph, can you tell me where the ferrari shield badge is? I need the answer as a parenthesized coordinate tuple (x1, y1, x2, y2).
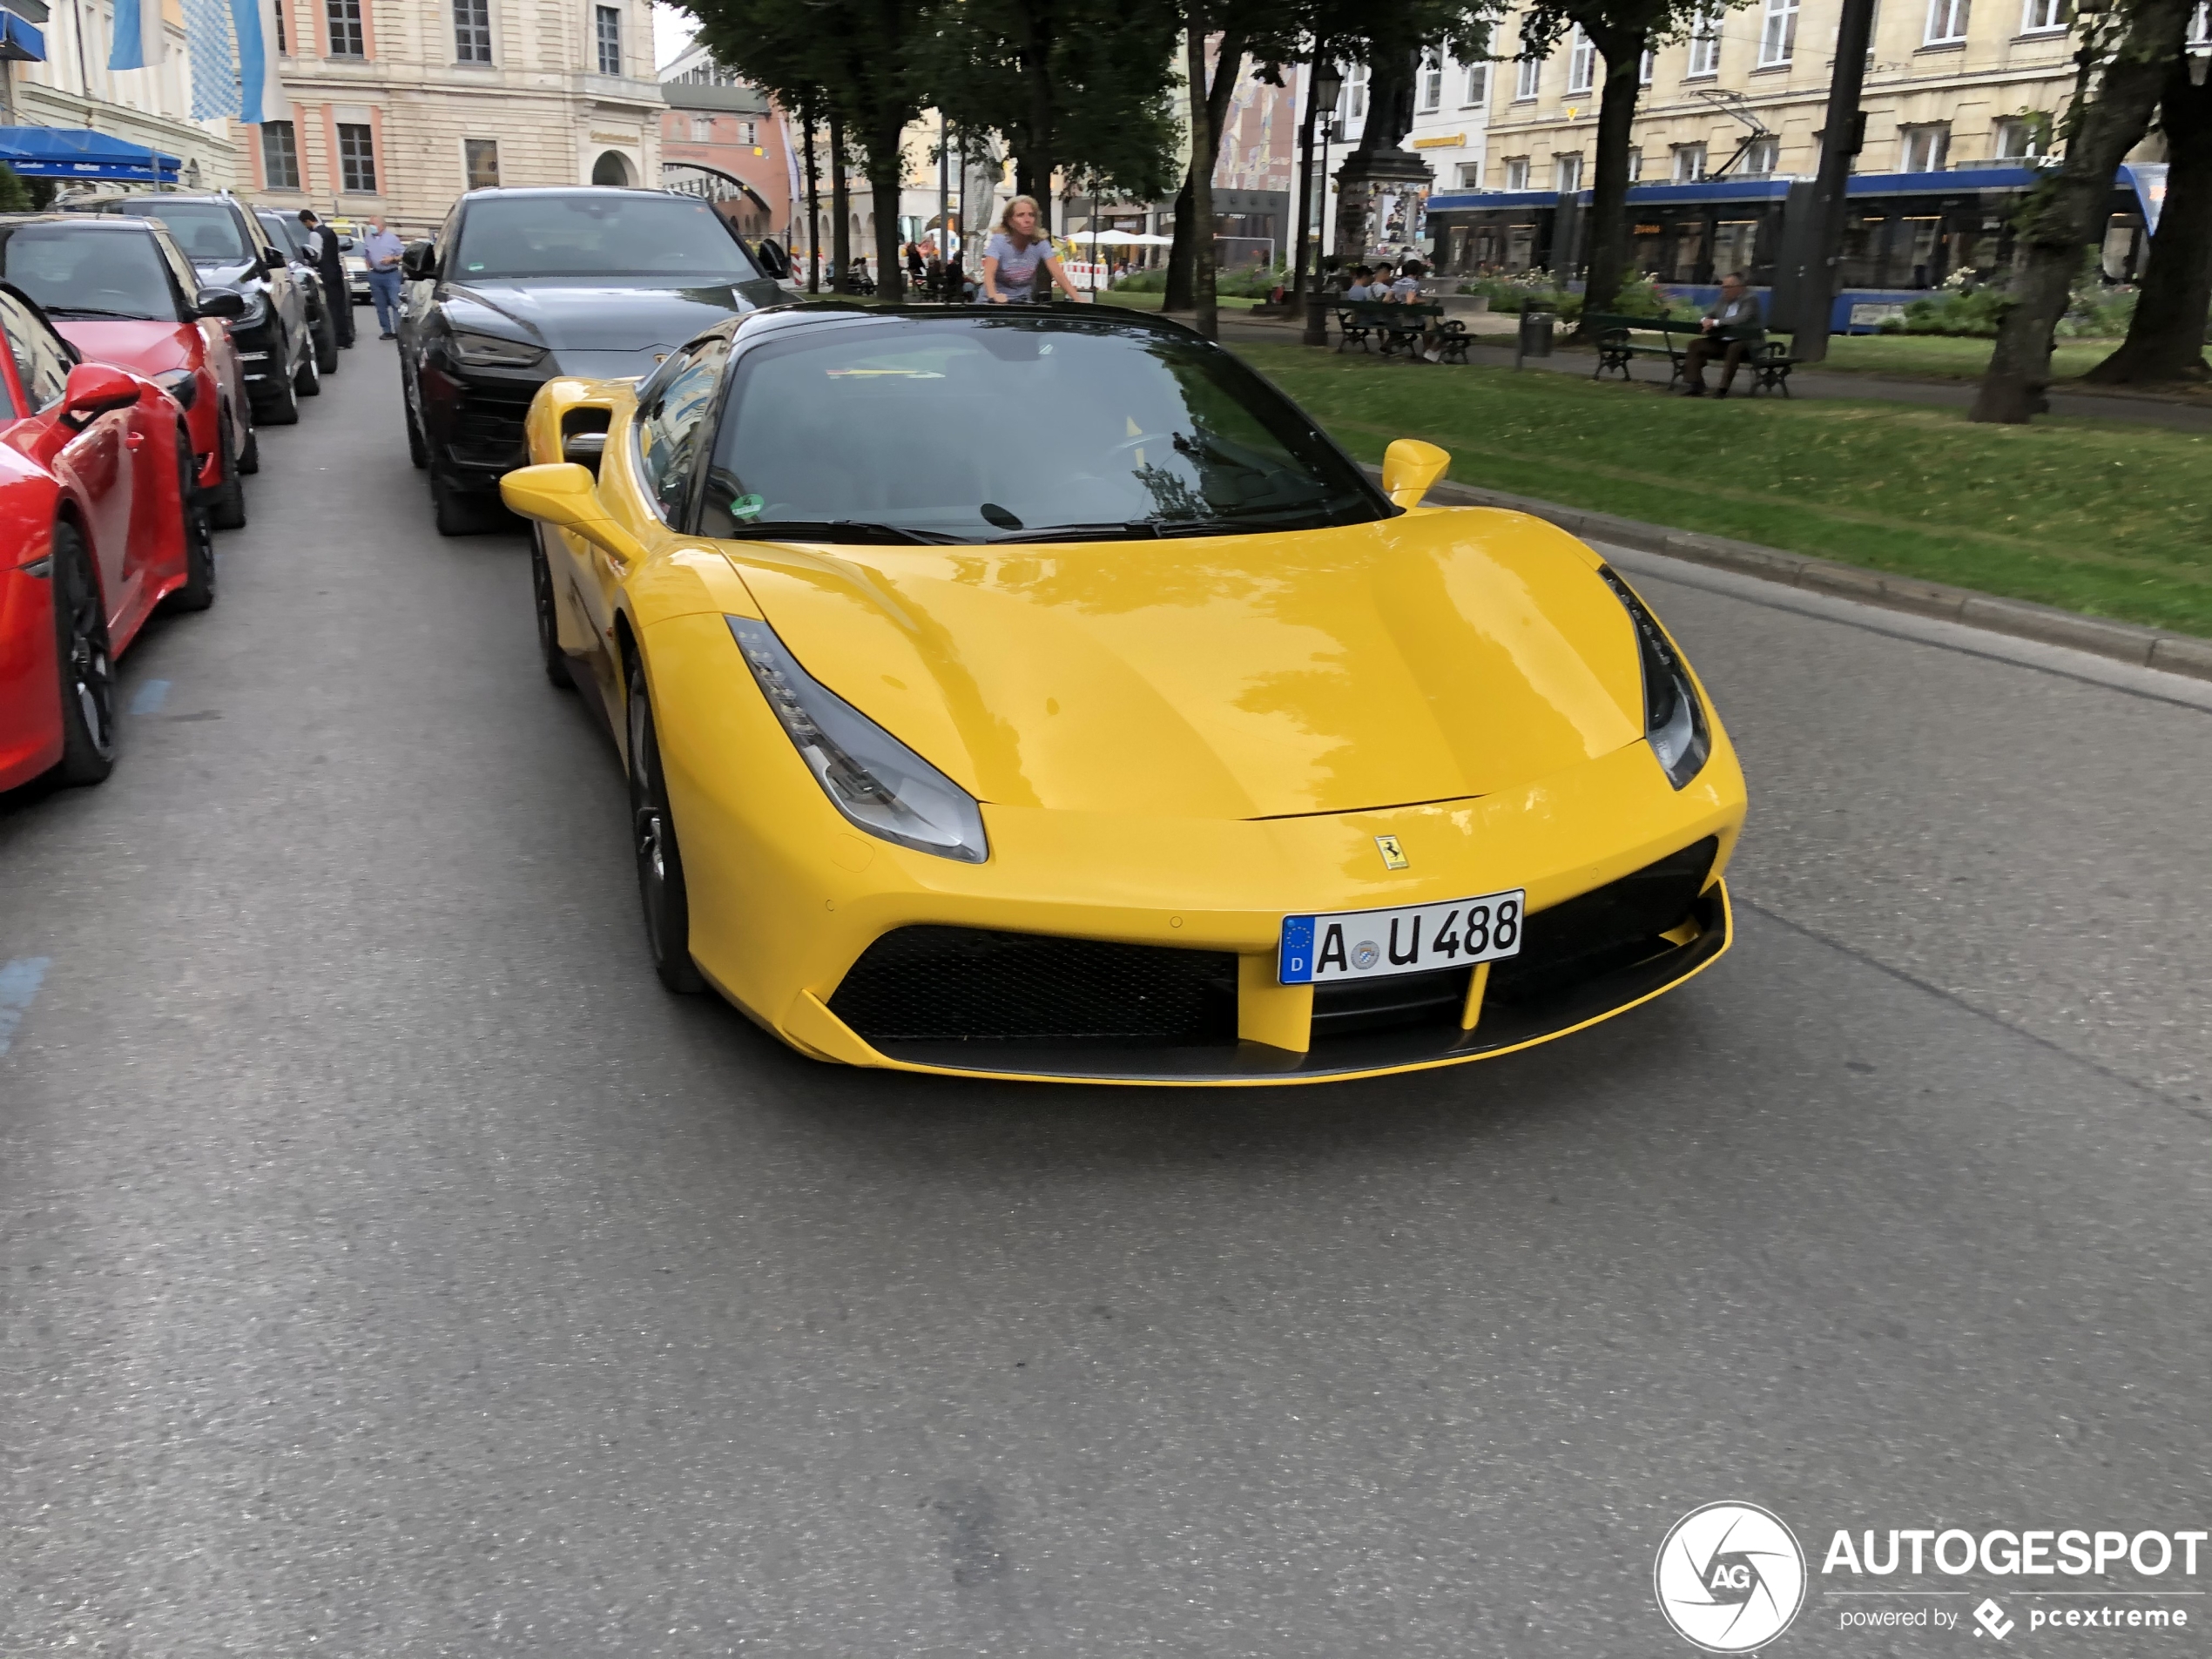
(1374, 834, 1409, 871)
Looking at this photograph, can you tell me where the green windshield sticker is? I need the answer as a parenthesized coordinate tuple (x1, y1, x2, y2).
(730, 494, 765, 521)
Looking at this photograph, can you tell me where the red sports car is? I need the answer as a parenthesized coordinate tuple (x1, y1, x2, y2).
(0, 280, 215, 792)
(0, 213, 254, 529)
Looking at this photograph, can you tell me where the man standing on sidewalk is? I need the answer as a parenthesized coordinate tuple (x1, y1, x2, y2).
(298, 210, 354, 349)
(361, 216, 407, 340)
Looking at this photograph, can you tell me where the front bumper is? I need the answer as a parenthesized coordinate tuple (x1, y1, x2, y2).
(416, 358, 549, 484)
(645, 610, 1747, 1086)
(0, 559, 61, 792)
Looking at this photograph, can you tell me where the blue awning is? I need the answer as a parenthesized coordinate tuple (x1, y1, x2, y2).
(0, 9, 44, 60)
(0, 125, 179, 181)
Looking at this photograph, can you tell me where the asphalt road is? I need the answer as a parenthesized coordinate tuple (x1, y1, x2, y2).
(3, 347, 2209, 1658)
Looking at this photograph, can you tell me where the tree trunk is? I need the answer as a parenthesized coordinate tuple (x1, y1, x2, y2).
(1291, 52, 1325, 305)
(830, 108, 853, 294)
(869, 118, 907, 304)
(1971, 0, 2195, 421)
(2086, 52, 2212, 383)
(802, 101, 822, 293)
(1164, 27, 1245, 311)
(1015, 6, 1057, 233)
(1577, 29, 1645, 327)
(1186, 17, 1217, 337)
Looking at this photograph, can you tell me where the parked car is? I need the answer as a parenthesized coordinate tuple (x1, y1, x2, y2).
(0, 214, 257, 531)
(0, 281, 216, 792)
(396, 186, 786, 535)
(255, 208, 341, 376)
(497, 305, 1746, 1082)
(72, 192, 319, 425)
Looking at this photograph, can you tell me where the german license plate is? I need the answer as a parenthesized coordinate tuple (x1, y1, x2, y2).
(1278, 889, 1526, 985)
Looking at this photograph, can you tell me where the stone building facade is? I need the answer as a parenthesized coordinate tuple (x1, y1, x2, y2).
(230, 0, 664, 238)
(657, 40, 792, 239)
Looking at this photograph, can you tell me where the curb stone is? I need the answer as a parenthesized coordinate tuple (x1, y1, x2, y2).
(1400, 475, 2212, 685)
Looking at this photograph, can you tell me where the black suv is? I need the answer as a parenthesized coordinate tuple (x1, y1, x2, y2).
(75, 192, 319, 424)
(256, 208, 341, 377)
(397, 186, 786, 535)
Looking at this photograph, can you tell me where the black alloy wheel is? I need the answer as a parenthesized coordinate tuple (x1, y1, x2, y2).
(293, 341, 321, 398)
(50, 523, 116, 786)
(625, 654, 705, 994)
(402, 369, 428, 469)
(257, 361, 300, 427)
(162, 435, 217, 613)
(313, 307, 340, 374)
(237, 412, 260, 475)
(529, 528, 571, 689)
(209, 410, 247, 529)
(430, 469, 503, 536)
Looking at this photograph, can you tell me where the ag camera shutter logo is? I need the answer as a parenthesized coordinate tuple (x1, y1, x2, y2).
(1655, 1501, 1809, 1652)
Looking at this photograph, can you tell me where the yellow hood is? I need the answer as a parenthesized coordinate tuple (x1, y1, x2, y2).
(727, 509, 1647, 820)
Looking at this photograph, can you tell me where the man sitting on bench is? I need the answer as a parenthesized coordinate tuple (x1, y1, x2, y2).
(1683, 271, 1764, 398)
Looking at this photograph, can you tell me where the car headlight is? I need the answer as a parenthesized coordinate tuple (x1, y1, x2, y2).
(227, 291, 267, 330)
(726, 617, 988, 862)
(1598, 565, 1711, 790)
(447, 328, 547, 368)
(153, 368, 198, 410)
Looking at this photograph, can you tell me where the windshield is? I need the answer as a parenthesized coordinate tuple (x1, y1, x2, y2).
(700, 314, 1385, 543)
(0, 226, 180, 321)
(258, 212, 307, 257)
(450, 195, 760, 282)
(108, 201, 252, 266)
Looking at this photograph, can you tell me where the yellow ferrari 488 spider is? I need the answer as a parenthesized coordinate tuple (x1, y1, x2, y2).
(501, 304, 1745, 1084)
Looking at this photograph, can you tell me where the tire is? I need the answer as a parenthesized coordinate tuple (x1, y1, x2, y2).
(314, 311, 340, 375)
(257, 366, 299, 427)
(209, 412, 247, 529)
(529, 528, 572, 689)
(403, 378, 428, 469)
(626, 653, 704, 993)
(237, 416, 260, 475)
(293, 341, 321, 398)
(431, 469, 502, 536)
(162, 438, 217, 613)
(50, 523, 116, 786)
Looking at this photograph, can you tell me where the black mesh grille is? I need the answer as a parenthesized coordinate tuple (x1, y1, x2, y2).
(1312, 964, 1471, 1041)
(448, 383, 538, 468)
(1487, 836, 1717, 1005)
(830, 927, 1238, 1045)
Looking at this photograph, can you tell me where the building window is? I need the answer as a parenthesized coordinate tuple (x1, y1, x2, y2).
(1514, 52, 1542, 99)
(273, 0, 287, 53)
(595, 4, 622, 75)
(691, 114, 713, 140)
(1901, 123, 1950, 170)
(464, 137, 499, 187)
(1555, 152, 1584, 192)
(1994, 115, 2045, 157)
(1462, 63, 1488, 105)
(1503, 155, 1530, 189)
(1456, 160, 1482, 186)
(1688, 5, 1722, 74)
(1626, 145, 1642, 180)
(1743, 134, 1780, 173)
(1672, 141, 1707, 181)
(1758, 0, 1798, 64)
(260, 120, 300, 188)
(2020, 0, 2066, 28)
(1925, 0, 1970, 41)
(337, 122, 376, 192)
(740, 118, 758, 144)
(1567, 27, 1595, 91)
(324, 0, 364, 56)
(1639, 46, 1655, 83)
(454, 0, 490, 61)
(1418, 59, 1442, 112)
(1344, 62, 1368, 118)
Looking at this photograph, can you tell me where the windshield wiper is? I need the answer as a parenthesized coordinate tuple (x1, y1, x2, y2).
(986, 521, 1162, 544)
(44, 306, 157, 320)
(718, 519, 971, 546)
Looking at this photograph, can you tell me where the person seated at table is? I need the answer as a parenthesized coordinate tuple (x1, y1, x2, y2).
(1343, 265, 1379, 301)
(1683, 271, 1765, 397)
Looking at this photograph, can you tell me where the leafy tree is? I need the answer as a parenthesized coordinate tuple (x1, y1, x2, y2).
(0, 164, 31, 214)
(1515, 0, 1730, 322)
(1971, 0, 2197, 421)
(2084, 42, 2212, 384)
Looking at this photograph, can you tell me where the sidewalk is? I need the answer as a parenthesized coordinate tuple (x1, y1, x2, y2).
(1209, 312, 2212, 434)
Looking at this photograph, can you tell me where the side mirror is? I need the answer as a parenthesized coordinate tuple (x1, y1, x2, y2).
(401, 240, 437, 280)
(1381, 438, 1451, 509)
(500, 462, 646, 564)
(193, 288, 246, 320)
(753, 238, 792, 280)
(339, 235, 356, 251)
(62, 362, 143, 424)
(261, 247, 289, 273)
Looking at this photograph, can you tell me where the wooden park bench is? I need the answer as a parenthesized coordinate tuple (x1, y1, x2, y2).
(1587, 312, 1800, 397)
(1338, 300, 1462, 361)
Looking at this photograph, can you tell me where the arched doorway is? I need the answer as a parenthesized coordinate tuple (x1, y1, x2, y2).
(591, 151, 634, 186)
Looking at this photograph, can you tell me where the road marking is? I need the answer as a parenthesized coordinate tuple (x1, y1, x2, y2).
(131, 678, 172, 715)
(0, 956, 52, 1056)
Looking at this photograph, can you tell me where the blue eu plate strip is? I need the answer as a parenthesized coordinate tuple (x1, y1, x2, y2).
(1278, 916, 1316, 985)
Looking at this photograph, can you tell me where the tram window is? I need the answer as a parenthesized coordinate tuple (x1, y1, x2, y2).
(1837, 213, 1887, 288)
(2102, 216, 2144, 280)
(1632, 221, 1667, 276)
(1669, 220, 1706, 282)
(1900, 216, 1942, 287)
(1505, 224, 1536, 272)
(1712, 220, 1759, 280)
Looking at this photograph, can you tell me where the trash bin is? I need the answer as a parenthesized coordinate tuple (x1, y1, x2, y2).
(1518, 307, 1556, 361)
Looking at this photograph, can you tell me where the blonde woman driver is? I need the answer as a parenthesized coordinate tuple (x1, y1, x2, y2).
(981, 196, 1090, 305)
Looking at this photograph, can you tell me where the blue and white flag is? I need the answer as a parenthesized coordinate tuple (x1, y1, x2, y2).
(230, 0, 286, 124)
(108, 0, 167, 71)
(183, 0, 235, 121)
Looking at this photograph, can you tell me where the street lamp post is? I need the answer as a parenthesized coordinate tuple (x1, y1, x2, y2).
(1301, 62, 1343, 347)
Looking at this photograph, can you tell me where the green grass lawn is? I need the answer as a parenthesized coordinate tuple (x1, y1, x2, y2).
(1233, 342, 2212, 637)
(1808, 333, 2121, 381)
(1097, 289, 1265, 312)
